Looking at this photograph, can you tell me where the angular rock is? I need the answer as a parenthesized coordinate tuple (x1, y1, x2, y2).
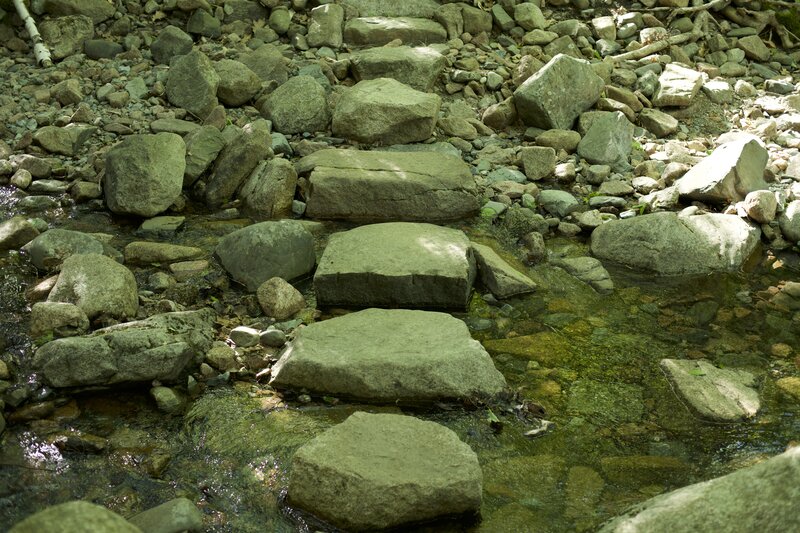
(344, 17, 447, 46)
(472, 243, 536, 299)
(39, 15, 94, 60)
(215, 220, 315, 292)
(639, 108, 679, 138)
(9, 501, 140, 533)
(123, 242, 204, 265)
(652, 64, 704, 107)
(41, 0, 116, 23)
(514, 3, 547, 31)
(256, 277, 305, 320)
(520, 146, 556, 181)
(590, 212, 761, 276)
(555, 256, 614, 293)
(332, 78, 440, 145)
(32, 124, 95, 156)
(23, 228, 104, 271)
(186, 9, 221, 38)
(272, 308, 506, 402)
(128, 498, 203, 533)
(166, 50, 220, 119)
(779, 200, 800, 243)
(213, 59, 261, 107)
(737, 35, 770, 62)
(0, 216, 39, 251)
(341, 0, 439, 18)
(538, 189, 580, 217)
(30, 301, 90, 339)
(151, 25, 193, 65)
(239, 44, 289, 86)
(261, 75, 330, 135)
(307, 4, 344, 49)
(289, 412, 482, 530)
(205, 120, 272, 207)
(577, 111, 633, 169)
(297, 149, 478, 222)
(314, 222, 475, 308)
(514, 54, 604, 130)
(742, 190, 777, 223)
(674, 137, 769, 203)
(33, 309, 215, 388)
(350, 46, 446, 92)
(47, 253, 138, 320)
(239, 157, 297, 220)
(104, 133, 186, 217)
(183, 125, 226, 186)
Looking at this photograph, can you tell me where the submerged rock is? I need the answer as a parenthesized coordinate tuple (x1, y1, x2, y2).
(471, 243, 536, 299)
(9, 501, 141, 533)
(289, 412, 482, 531)
(127, 498, 202, 533)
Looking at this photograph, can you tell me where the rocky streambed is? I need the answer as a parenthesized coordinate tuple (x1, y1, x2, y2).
(1, 0, 800, 532)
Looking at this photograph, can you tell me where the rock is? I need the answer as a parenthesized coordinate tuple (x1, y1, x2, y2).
(51, 79, 82, 105)
(535, 129, 581, 152)
(151, 25, 193, 65)
(556, 256, 614, 293)
(33, 309, 215, 388)
(39, 15, 94, 60)
(599, 447, 800, 533)
(205, 343, 237, 371)
(83, 39, 122, 59)
(38, 124, 92, 156)
(288, 412, 482, 530)
(332, 78, 440, 145)
(0, 216, 40, 250)
(272, 308, 506, 402)
(213, 59, 261, 107)
(472, 243, 536, 299)
(742, 190, 777, 223)
(341, 0, 439, 18)
(9, 501, 141, 533)
(520, 146, 556, 181)
(350, 46, 446, 92)
(344, 17, 447, 46)
(538, 189, 580, 217)
(297, 149, 478, 222)
(183, 126, 226, 186)
(674, 137, 769, 203)
(41, 0, 116, 23)
(779, 200, 800, 243)
(577, 111, 633, 169)
(205, 120, 272, 208)
(776, 377, 800, 400)
(239, 157, 297, 219)
(229, 326, 260, 347)
(639, 108, 679, 137)
(47, 253, 138, 321)
(123, 242, 204, 265)
(260, 327, 286, 347)
(261, 75, 330, 134)
(215, 220, 315, 292)
(239, 44, 289, 86)
(151, 386, 187, 414)
(652, 64, 704, 107)
(737, 34, 770, 62)
(514, 54, 604, 130)
(222, 0, 268, 22)
(307, 4, 344, 49)
(439, 117, 478, 140)
(590, 212, 761, 276)
(256, 277, 305, 320)
(104, 133, 186, 218)
(187, 9, 221, 38)
(150, 119, 199, 136)
(128, 498, 203, 533)
(659, 359, 760, 421)
(482, 97, 518, 130)
(166, 50, 220, 119)
(30, 301, 90, 339)
(23, 228, 104, 271)
(514, 3, 547, 31)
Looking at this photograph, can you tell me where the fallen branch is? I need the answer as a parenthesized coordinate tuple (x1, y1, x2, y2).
(721, 5, 798, 48)
(606, 11, 712, 63)
(12, 0, 52, 67)
(664, 0, 731, 25)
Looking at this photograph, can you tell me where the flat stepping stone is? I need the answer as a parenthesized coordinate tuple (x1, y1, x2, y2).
(123, 241, 204, 265)
(297, 149, 479, 222)
(344, 17, 447, 46)
(660, 359, 760, 422)
(314, 222, 475, 308)
(270, 308, 507, 403)
(350, 45, 446, 92)
(289, 412, 482, 531)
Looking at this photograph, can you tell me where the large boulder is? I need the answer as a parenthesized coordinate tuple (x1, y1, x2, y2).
(306, 3, 344, 48)
(314, 222, 475, 308)
(674, 137, 769, 203)
(166, 50, 220, 119)
(340, 0, 440, 17)
(183, 126, 226, 186)
(23, 228, 104, 271)
(350, 46, 446, 92)
(289, 412, 482, 531)
(9, 501, 140, 533)
(33, 309, 215, 388)
(514, 54, 604, 130)
(39, 15, 94, 60)
(332, 78, 440, 145)
(104, 133, 186, 217)
(296, 149, 478, 222)
(344, 17, 447, 46)
(215, 220, 315, 292)
(213, 59, 261, 107)
(577, 111, 633, 169)
(40, 0, 116, 23)
(261, 75, 330, 135)
(47, 253, 138, 320)
(150, 25, 193, 65)
(599, 447, 800, 533)
(271, 308, 506, 403)
(590, 212, 761, 276)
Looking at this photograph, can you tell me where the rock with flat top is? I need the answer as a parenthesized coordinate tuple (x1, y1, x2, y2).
(472, 243, 536, 299)
(344, 17, 447, 46)
(9, 501, 140, 533)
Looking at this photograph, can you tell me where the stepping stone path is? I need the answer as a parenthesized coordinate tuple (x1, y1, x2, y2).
(350, 46, 446, 92)
(343, 17, 447, 46)
(270, 308, 507, 403)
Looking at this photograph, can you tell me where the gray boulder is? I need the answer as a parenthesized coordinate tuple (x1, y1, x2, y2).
(213, 59, 261, 107)
(261, 76, 330, 135)
(590, 212, 761, 276)
(538, 189, 580, 217)
(239, 158, 297, 219)
(514, 54, 604, 130)
(675, 137, 769, 203)
(166, 50, 220, 119)
(47, 253, 138, 320)
(239, 44, 289, 86)
(472, 243, 537, 299)
(314, 222, 475, 308)
(660, 359, 760, 422)
(23, 228, 104, 271)
(215, 220, 315, 292)
(599, 447, 800, 533)
(289, 412, 482, 531)
(0, 216, 40, 251)
(297, 149, 478, 222)
(256, 277, 305, 320)
(33, 309, 215, 388)
(104, 133, 185, 217)
(30, 301, 90, 339)
(39, 15, 94, 60)
(577, 111, 633, 169)
(32, 124, 95, 156)
(332, 78, 441, 145)
(779, 200, 800, 243)
(652, 63, 704, 107)
(271, 308, 507, 403)
(183, 125, 226, 186)
(344, 17, 447, 46)
(350, 46, 446, 92)
(307, 4, 344, 49)
(151, 25, 193, 65)
(9, 501, 140, 533)
(205, 120, 272, 207)
(40, 0, 116, 23)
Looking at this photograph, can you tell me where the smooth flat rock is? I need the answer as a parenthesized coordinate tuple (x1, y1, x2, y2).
(652, 64, 704, 107)
(271, 308, 506, 403)
(123, 242, 205, 265)
(297, 149, 478, 222)
(10, 501, 140, 533)
(341, 0, 440, 17)
(314, 222, 475, 308)
(659, 359, 760, 422)
(350, 46, 446, 92)
(599, 447, 800, 533)
(472, 243, 536, 299)
(514, 54, 604, 130)
(590, 212, 761, 276)
(23, 228, 104, 271)
(675, 137, 769, 203)
(289, 412, 482, 531)
(344, 17, 447, 46)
